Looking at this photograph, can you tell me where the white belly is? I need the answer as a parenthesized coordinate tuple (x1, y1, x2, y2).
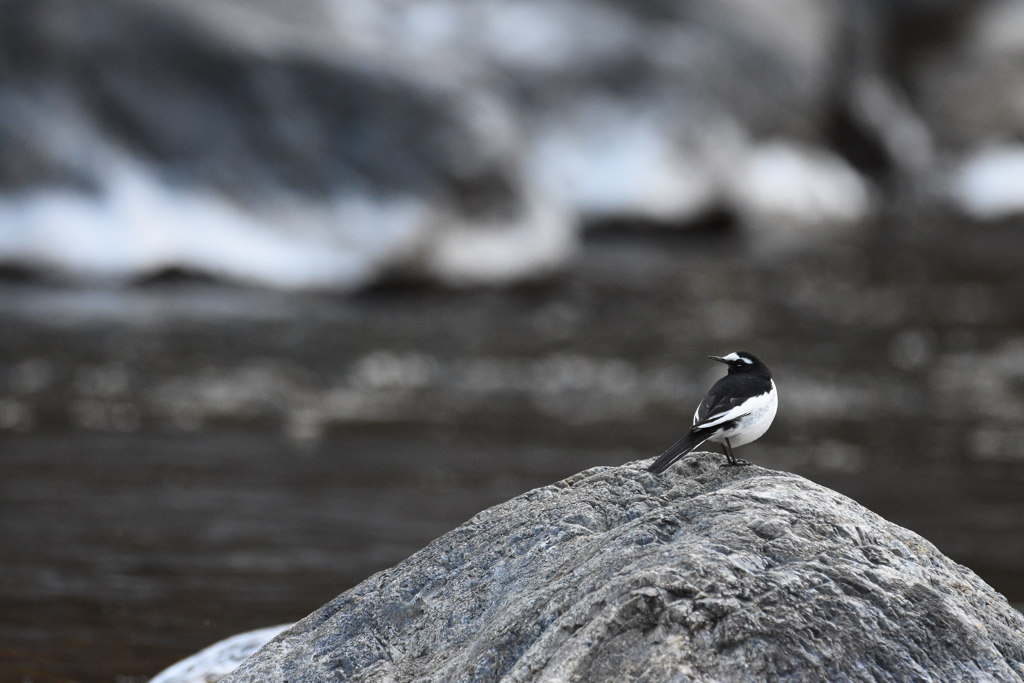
(708, 381, 777, 447)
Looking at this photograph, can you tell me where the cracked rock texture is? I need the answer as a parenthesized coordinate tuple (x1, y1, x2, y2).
(225, 452, 1024, 682)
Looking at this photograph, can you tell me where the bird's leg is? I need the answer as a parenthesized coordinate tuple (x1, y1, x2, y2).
(722, 438, 751, 467)
(721, 439, 735, 464)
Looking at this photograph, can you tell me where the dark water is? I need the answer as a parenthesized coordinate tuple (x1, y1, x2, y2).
(3, 211, 1024, 681)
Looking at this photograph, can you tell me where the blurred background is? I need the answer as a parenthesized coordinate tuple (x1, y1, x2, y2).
(2, 0, 1024, 679)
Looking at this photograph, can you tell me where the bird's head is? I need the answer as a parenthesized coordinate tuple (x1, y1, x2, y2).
(709, 351, 771, 376)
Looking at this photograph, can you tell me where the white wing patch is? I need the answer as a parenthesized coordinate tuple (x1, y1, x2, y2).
(693, 385, 776, 430)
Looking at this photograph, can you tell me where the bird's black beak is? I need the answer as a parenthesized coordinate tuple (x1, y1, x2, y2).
(708, 356, 728, 364)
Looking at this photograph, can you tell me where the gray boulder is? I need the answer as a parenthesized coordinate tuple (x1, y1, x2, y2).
(225, 452, 1024, 682)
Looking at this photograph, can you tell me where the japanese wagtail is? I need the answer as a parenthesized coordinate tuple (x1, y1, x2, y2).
(648, 351, 777, 473)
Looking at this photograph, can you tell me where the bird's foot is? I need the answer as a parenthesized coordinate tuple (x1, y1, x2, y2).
(724, 458, 752, 467)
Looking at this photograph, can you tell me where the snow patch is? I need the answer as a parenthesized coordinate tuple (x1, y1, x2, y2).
(951, 145, 1024, 219)
(0, 157, 430, 290)
(731, 140, 872, 226)
(149, 624, 292, 683)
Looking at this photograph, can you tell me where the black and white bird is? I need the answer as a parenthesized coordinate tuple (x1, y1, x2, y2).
(648, 352, 777, 474)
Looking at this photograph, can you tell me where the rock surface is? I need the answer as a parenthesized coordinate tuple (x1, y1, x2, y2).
(224, 451, 1024, 682)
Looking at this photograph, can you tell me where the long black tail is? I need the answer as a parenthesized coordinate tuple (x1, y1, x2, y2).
(647, 430, 709, 474)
